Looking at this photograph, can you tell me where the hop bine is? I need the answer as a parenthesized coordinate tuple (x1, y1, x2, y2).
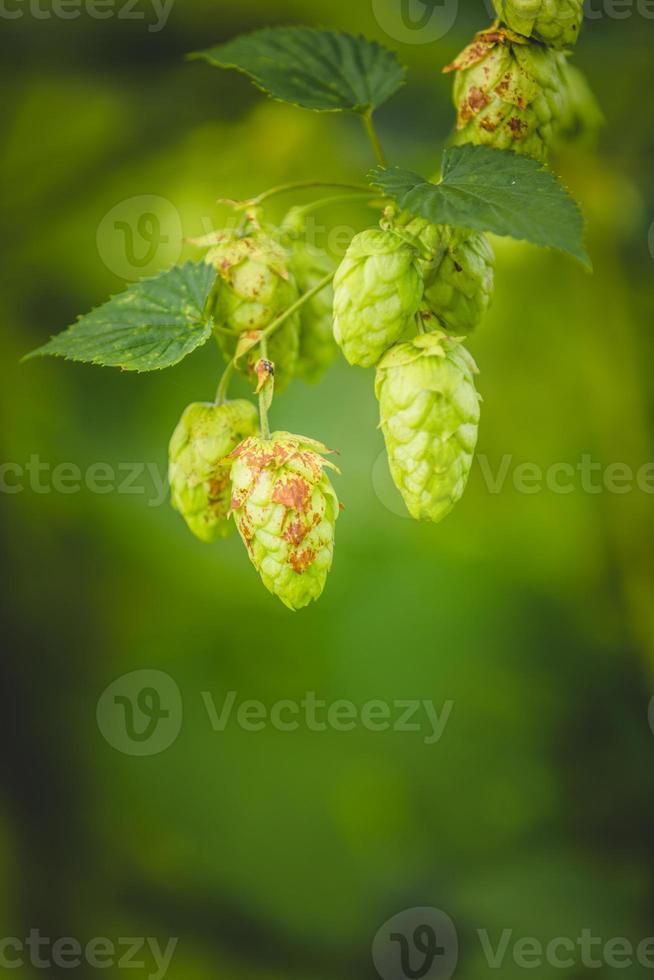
(206, 231, 300, 391)
(229, 432, 340, 610)
(333, 228, 424, 367)
(492, 0, 584, 49)
(376, 333, 481, 524)
(169, 400, 259, 542)
(444, 27, 567, 162)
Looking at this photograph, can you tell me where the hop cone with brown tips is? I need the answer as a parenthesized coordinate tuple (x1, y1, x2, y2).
(376, 333, 481, 524)
(444, 28, 567, 162)
(206, 232, 300, 391)
(333, 229, 424, 367)
(492, 0, 584, 49)
(169, 400, 258, 543)
(229, 432, 340, 610)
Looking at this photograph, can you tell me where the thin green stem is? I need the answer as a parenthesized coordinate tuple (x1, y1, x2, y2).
(362, 109, 387, 168)
(292, 192, 383, 218)
(238, 180, 372, 209)
(215, 359, 235, 405)
(258, 336, 271, 440)
(220, 271, 335, 410)
(257, 271, 334, 348)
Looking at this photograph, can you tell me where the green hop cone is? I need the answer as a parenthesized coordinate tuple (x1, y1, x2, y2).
(376, 332, 481, 524)
(282, 208, 338, 384)
(492, 0, 584, 49)
(395, 215, 495, 334)
(206, 232, 300, 392)
(444, 27, 567, 162)
(229, 432, 340, 610)
(555, 58, 604, 148)
(169, 400, 258, 543)
(333, 229, 424, 368)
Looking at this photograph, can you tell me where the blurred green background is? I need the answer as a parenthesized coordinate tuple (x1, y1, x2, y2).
(2, 1, 654, 977)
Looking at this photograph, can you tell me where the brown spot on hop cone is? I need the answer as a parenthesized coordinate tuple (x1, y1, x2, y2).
(289, 546, 316, 575)
(273, 477, 311, 512)
(283, 518, 310, 548)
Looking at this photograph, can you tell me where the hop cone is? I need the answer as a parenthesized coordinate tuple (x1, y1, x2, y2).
(444, 28, 567, 162)
(206, 232, 300, 391)
(375, 333, 480, 524)
(492, 0, 584, 49)
(396, 216, 495, 334)
(555, 58, 604, 148)
(282, 209, 337, 384)
(169, 400, 258, 543)
(333, 229, 423, 368)
(229, 432, 340, 610)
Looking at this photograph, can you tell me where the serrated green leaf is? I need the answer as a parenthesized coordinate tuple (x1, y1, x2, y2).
(369, 145, 591, 267)
(24, 261, 216, 372)
(191, 27, 406, 113)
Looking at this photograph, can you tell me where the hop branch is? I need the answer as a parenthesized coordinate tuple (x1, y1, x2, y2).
(24, 16, 599, 610)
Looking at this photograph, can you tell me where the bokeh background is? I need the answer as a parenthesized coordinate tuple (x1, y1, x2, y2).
(2, 1, 654, 977)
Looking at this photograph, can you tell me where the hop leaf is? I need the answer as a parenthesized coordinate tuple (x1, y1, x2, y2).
(375, 332, 481, 524)
(229, 432, 340, 610)
(169, 400, 258, 542)
(492, 0, 584, 49)
(333, 229, 424, 368)
(206, 232, 300, 391)
(444, 28, 567, 163)
(192, 28, 406, 114)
